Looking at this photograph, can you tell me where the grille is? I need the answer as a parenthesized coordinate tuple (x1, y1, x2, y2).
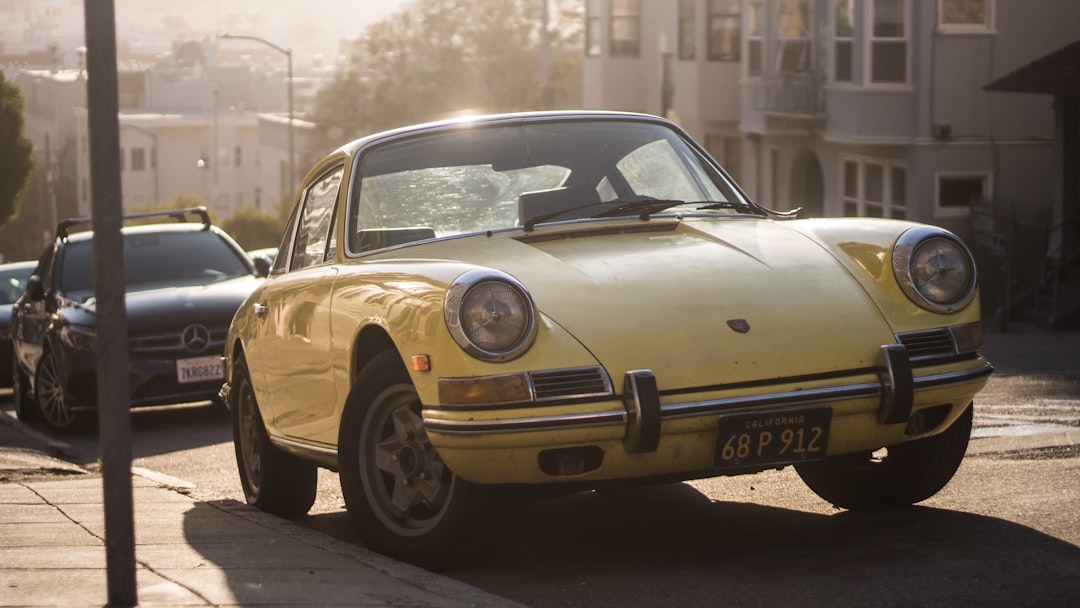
(129, 327, 228, 356)
(896, 328, 955, 360)
(530, 367, 613, 401)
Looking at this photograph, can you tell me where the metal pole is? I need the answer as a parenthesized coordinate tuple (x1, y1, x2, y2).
(286, 49, 294, 198)
(540, 0, 553, 109)
(217, 34, 294, 199)
(83, 1, 136, 605)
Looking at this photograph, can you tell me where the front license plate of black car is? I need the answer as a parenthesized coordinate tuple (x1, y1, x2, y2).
(176, 356, 225, 384)
(714, 406, 831, 469)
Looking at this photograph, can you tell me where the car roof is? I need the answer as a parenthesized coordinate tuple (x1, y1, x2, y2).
(330, 110, 668, 157)
(0, 260, 38, 272)
(62, 221, 217, 244)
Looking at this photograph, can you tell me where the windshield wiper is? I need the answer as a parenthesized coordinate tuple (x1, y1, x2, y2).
(695, 201, 768, 217)
(593, 198, 770, 220)
(523, 197, 765, 231)
(591, 199, 691, 219)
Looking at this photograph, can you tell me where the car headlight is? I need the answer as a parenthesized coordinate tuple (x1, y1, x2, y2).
(445, 269, 537, 361)
(892, 227, 977, 313)
(60, 324, 97, 351)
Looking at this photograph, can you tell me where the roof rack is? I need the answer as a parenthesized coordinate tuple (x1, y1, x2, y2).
(56, 207, 212, 239)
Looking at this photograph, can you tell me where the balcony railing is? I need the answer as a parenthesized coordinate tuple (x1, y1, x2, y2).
(757, 72, 825, 117)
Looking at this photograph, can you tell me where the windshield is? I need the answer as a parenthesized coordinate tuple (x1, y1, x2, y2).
(59, 230, 251, 300)
(349, 119, 754, 253)
(0, 265, 34, 305)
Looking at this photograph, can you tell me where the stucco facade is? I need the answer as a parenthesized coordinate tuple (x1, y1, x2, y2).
(582, 0, 1078, 244)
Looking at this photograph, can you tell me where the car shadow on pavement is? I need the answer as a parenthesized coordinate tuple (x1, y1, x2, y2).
(442, 482, 1080, 607)
(0, 400, 231, 465)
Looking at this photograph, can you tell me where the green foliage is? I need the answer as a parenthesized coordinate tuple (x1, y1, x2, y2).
(0, 71, 36, 226)
(122, 192, 218, 227)
(310, 0, 582, 151)
(220, 207, 286, 251)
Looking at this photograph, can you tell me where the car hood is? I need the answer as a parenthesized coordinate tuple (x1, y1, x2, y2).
(411, 219, 897, 386)
(61, 275, 261, 332)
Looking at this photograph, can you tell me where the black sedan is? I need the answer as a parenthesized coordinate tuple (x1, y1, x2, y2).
(10, 208, 262, 432)
(0, 260, 37, 389)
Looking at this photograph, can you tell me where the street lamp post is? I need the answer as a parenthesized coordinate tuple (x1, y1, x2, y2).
(218, 33, 294, 199)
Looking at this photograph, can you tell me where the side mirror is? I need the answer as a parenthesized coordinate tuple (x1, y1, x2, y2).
(25, 275, 45, 301)
(252, 256, 271, 278)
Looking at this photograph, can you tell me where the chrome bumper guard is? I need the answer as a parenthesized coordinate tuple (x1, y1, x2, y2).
(425, 346, 993, 442)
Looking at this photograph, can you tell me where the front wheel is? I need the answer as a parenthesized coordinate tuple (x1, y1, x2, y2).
(231, 356, 317, 517)
(35, 348, 87, 433)
(339, 349, 500, 570)
(795, 404, 973, 510)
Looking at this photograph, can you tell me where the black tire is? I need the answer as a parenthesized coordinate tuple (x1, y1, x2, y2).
(231, 356, 317, 517)
(12, 352, 40, 423)
(34, 348, 87, 433)
(338, 349, 500, 570)
(795, 404, 973, 510)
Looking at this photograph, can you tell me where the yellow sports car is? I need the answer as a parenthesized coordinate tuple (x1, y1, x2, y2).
(221, 111, 992, 568)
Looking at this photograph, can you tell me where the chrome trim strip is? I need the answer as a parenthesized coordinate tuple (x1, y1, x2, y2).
(423, 410, 627, 434)
(270, 435, 338, 459)
(423, 363, 994, 436)
(911, 363, 994, 389)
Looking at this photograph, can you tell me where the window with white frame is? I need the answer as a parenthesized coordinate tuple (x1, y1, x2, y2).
(678, 0, 695, 60)
(939, 0, 995, 33)
(869, 0, 908, 84)
(834, 0, 854, 83)
(842, 157, 907, 218)
(131, 147, 146, 172)
(776, 0, 811, 72)
(745, 0, 763, 77)
(936, 172, 990, 217)
(585, 0, 603, 57)
(610, 0, 641, 57)
(707, 0, 741, 61)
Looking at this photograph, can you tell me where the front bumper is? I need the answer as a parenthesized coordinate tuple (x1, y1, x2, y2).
(423, 346, 993, 485)
(61, 348, 226, 411)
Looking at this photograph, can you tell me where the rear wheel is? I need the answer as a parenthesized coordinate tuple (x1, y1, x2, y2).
(231, 356, 317, 517)
(339, 349, 500, 570)
(795, 404, 973, 510)
(35, 348, 86, 433)
(12, 353, 40, 422)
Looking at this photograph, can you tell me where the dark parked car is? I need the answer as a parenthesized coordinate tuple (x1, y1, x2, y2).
(11, 207, 262, 431)
(0, 260, 37, 389)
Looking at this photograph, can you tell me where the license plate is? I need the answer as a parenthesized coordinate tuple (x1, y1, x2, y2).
(176, 356, 224, 384)
(714, 406, 831, 469)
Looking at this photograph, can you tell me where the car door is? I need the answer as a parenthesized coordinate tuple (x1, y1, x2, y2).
(11, 245, 56, 381)
(246, 165, 343, 446)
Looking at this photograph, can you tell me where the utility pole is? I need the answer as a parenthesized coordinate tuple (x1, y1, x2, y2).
(540, 0, 553, 109)
(83, 1, 136, 604)
(218, 34, 295, 199)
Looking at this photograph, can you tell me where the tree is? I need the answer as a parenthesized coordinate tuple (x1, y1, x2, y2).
(0, 71, 35, 226)
(220, 207, 286, 251)
(310, 0, 582, 150)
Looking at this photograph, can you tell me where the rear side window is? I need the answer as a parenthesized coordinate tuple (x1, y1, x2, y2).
(290, 165, 343, 271)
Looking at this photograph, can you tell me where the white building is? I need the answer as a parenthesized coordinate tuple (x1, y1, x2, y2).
(581, 0, 1080, 328)
(12, 39, 315, 224)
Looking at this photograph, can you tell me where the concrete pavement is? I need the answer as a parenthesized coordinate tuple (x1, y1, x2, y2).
(1, 328, 1077, 607)
(0, 414, 523, 606)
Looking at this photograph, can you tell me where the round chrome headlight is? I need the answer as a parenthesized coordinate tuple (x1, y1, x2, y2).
(892, 227, 977, 313)
(445, 269, 537, 361)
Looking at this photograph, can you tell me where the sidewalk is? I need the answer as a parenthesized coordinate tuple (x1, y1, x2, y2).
(0, 411, 523, 607)
(1, 328, 1077, 607)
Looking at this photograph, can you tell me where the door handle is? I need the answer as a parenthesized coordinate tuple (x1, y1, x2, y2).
(253, 303, 269, 316)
